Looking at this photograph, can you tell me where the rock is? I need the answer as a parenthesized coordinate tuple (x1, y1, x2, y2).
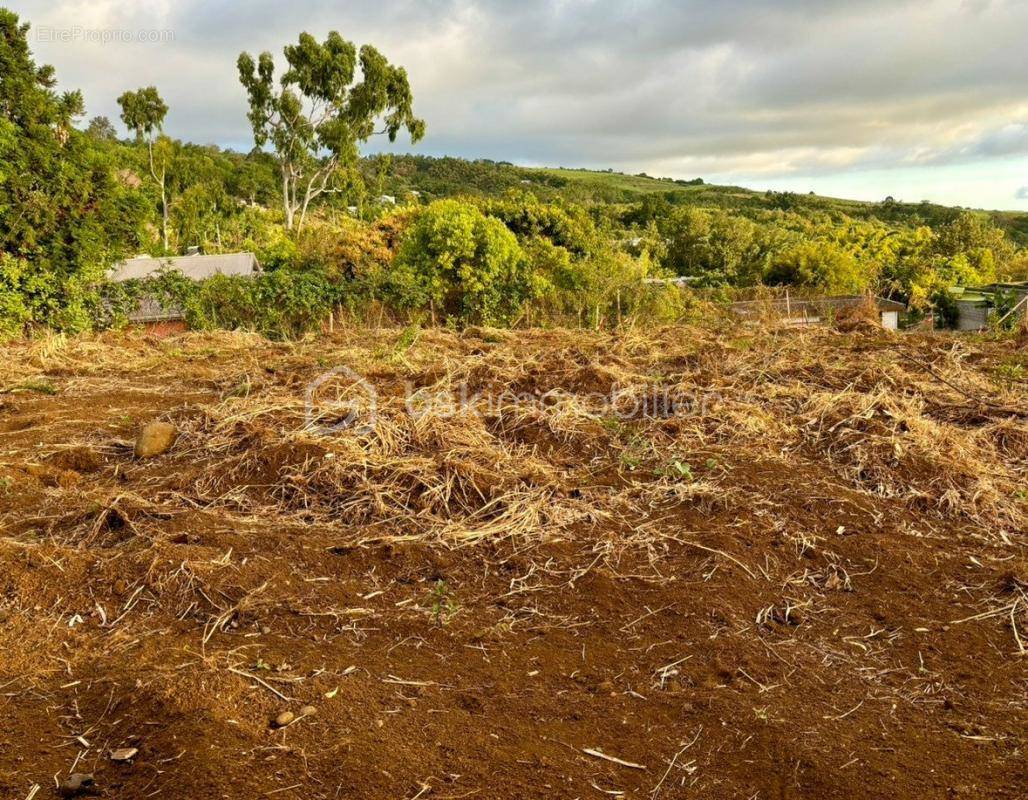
(272, 710, 295, 728)
(134, 421, 177, 458)
(110, 746, 138, 762)
(299, 705, 317, 717)
(58, 773, 94, 797)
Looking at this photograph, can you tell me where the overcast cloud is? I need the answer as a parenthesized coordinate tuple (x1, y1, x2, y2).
(9, 0, 1028, 209)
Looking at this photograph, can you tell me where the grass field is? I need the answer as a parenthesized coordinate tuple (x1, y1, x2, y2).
(1, 323, 1026, 799)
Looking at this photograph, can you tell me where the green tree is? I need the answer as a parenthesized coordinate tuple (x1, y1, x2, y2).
(237, 32, 425, 232)
(386, 200, 533, 324)
(85, 115, 117, 141)
(117, 86, 171, 250)
(765, 241, 868, 293)
(0, 9, 141, 337)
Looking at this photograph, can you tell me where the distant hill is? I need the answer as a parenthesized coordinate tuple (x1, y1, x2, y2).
(377, 155, 1028, 246)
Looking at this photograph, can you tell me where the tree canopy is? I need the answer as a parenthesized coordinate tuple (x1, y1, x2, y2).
(237, 32, 425, 231)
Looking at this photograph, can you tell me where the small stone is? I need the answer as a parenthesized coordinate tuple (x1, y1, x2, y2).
(272, 710, 295, 728)
(134, 421, 177, 458)
(299, 705, 317, 717)
(58, 773, 94, 797)
(110, 747, 138, 762)
(260, 625, 271, 635)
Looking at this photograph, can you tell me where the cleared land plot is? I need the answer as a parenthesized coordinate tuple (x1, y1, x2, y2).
(0, 325, 1025, 799)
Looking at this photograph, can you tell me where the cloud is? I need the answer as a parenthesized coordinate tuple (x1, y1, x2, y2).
(1016, 187, 1028, 200)
(11, 0, 1028, 206)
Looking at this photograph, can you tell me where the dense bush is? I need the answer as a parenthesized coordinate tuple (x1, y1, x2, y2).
(101, 268, 344, 339)
(384, 200, 536, 324)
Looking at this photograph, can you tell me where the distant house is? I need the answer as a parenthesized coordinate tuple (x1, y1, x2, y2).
(375, 194, 396, 205)
(730, 295, 906, 330)
(644, 275, 703, 287)
(951, 282, 1028, 331)
(108, 251, 260, 325)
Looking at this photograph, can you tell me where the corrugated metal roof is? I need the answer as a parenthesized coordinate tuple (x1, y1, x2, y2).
(109, 252, 260, 282)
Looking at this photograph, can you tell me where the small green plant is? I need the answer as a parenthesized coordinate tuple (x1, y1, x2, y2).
(225, 378, 253, 398)
(6, 378, 58, 395)
(429, 580, 458, 626)
(394, 322, 421, 353)
(655, 458, 693, 480)
(0, 477, 12, 495)
(993, 362, 1025, 384)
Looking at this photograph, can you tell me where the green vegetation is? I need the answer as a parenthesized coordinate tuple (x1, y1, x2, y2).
(1, 7, 1027, 341)
(238, 31, 424, 231)
(384, 199, 533, 325)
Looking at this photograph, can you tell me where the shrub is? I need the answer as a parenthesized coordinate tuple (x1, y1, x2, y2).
(99, 267, 343, 340)
(386, 200, 534, 324)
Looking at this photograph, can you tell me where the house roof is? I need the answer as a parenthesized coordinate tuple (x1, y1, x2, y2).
(976, 282, 1028, 294)
(955, 292, 990, 305)
(730, 295, 906, 318)
(109, 252, 260, 282)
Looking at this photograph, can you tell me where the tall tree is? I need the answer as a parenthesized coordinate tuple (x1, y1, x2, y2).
(118, 86, 171, 250)
(85, 115, 117, 141)
(1, 9, 143, 336)
(238, 32, 424, 232)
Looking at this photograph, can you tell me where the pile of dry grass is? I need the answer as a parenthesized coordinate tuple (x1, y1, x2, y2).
(136, 322, 1022, 544)
(800, 387, 1018, 522)
(832, 295, 885, 333)
(9, 323, 1022, 553)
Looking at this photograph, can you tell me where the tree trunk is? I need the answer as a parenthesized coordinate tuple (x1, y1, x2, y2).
(148, 139, 170, 252)
(282, 167, 294, 230)
(160, 180, 169, 252)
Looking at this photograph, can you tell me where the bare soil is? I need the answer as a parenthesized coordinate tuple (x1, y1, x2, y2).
(0, 325, 1025, 799)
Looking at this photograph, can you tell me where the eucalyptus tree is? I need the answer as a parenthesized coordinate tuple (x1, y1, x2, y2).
(118, 86, 171, 250)
(238, 32, 424, 232)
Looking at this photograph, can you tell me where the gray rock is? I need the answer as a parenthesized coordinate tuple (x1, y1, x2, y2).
(58, 773, 94, 797)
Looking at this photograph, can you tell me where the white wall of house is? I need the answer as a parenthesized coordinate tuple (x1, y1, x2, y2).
(880, 310, 899, 330)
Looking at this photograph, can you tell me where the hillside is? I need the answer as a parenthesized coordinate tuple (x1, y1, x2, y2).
(380, 156, 1028, 246)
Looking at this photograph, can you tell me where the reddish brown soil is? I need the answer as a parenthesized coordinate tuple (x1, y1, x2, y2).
(0, 326, 1025, 799)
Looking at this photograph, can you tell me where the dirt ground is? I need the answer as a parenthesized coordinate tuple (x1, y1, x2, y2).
(0, 324, 1025, 799)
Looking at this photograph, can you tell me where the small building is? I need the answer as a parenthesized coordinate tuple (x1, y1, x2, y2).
(950, 282, 1028, 331)
(108, 252, 260, 326)
(730, 295, 906, 329)
(951, 289, 992, 331)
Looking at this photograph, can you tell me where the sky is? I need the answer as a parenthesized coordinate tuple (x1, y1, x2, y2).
(9, 0, 1028, 210)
